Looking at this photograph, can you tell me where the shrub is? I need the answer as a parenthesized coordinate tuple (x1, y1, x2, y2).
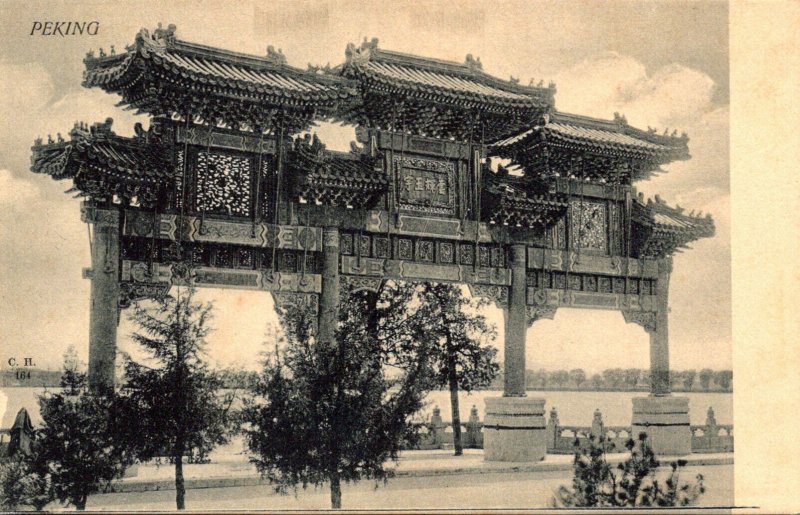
(553, 432, 705, 507)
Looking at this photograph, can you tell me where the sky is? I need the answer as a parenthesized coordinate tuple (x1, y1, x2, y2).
(0, 0, 730, 374)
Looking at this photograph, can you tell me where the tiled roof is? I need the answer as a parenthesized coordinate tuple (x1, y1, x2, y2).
(360, 61, 535, 102)
(342, 40, 553, 110)
(632, 195, 715, 257)
(30, 120, 172, 203)
(482, 171, 567, 228)
(493, 112, 689, 159)
(288, 136, 386, 208)
(82, 25, 357, 123)
(545, 122, 670, 153)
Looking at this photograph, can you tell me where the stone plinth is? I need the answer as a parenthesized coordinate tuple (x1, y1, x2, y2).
(631, 396, 691, 455)
(483, 396, 546, 462)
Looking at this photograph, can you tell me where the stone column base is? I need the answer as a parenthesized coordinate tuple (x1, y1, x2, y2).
(483, 396, 546, 462)
(632, 396, 692, 455)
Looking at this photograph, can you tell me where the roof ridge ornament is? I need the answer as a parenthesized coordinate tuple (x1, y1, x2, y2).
(464, 53, 483, 71)
(345, 37, 379, 65)
(307, 62, 332, 74)
(266, 45, 287, 65)
(134, 23, 177, 57)
(153, 23, 177, 44)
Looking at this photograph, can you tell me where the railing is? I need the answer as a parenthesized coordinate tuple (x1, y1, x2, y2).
(405, 405, 733, 454)
(408, 406, 484, 450)
(690, 407, 734, 453)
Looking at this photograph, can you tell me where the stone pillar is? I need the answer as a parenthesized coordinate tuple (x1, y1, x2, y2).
(504, 244, 528, 397)
(484, 244, 547, 461)
(84, 205, 121, 391)
(632, 257, 691, 455)
(650, 258, 672, 396)
(318, 227, 340, 344)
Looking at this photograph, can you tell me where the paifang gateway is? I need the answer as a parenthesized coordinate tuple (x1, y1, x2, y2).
(30, 25, 715, 461)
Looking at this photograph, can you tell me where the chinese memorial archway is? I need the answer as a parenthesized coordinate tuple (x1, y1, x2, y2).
(30, 26, 714, 459)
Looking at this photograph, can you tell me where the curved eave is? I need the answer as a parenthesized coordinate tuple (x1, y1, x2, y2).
(491, 126, 689, 165)
(30, 142, 78, 180)
(634, 201, 716, 255)
(83, 37, 360, 116)
(30, 135, 170, 188)
(483, 187, 568, 228)
(291, 161, 387, 192)
(543, 128, 690, 164)
(346, 66, 550, 112)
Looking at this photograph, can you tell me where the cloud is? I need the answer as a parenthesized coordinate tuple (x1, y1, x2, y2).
(0, 169, 39, 206)
(0, 61, 146, 191)
(554, 51, 717, 130)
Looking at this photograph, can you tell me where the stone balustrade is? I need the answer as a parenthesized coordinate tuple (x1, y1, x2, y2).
(405, 404, 732, 454)
(408, 405, 484, 450)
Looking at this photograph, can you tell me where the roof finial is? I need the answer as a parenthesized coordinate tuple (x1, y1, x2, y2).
(345, 37, 378, 65)
(464, 53, 483, 71)
(266, 45, 287, 65)
(153, 22, 177, 44)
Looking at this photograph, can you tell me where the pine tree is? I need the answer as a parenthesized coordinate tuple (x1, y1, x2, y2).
(416, 283, 498, 455)
(33, 367, 132, 510)
(244, 281, 438, 509)
(119, 287, 233, 510)
(553, 433, 705, 507)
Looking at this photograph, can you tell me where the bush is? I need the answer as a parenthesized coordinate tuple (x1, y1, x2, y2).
(0, 454, 51, 511)
(553, 433, 705, 507)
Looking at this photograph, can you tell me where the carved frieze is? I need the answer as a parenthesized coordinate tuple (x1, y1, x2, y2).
(121, 260, 172, 283)
(526, 305, 558, 326)
(569, 292, 619, 310)
(121, 209, 322, 250)
(527, 248, 658, 279)
(438, 241, 455, 264)
(340, 255, 510, 286)
(468, 284, 509, 308)
(177, 125, 276, 153)
(272, 292, 319, 316)
(396, 215, 461, 238)
(118, 281, 171, 309)
(622, 310, 657, 333)
(340, 275, 382, 293)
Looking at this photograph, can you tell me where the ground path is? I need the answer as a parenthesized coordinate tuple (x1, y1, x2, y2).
(88, 465, 732, 511)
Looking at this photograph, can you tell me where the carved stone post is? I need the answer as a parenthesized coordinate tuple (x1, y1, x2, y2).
(483, 244, 547, 462)
(504, 244, 528, 397)
(631, 257, 690, 455)
(318, 227, 340, 344)
(650, 257, 672, 395)
(84, 204, 121, 391)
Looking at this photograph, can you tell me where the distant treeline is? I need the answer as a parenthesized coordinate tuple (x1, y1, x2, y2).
(484, 368, 733, 393)
(5, 366, 733, 393)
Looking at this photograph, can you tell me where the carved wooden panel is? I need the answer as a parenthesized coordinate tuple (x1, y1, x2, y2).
(195, 151, 252, 216)
(570, 199, 607, 252)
